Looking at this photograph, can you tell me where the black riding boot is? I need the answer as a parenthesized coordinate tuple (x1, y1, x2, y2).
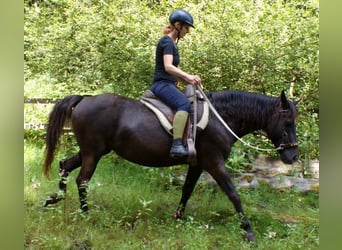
(170, 138, 188, 158)
(170, 111, 189, 158)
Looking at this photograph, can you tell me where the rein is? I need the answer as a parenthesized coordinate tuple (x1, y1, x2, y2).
(192, 85, 198, 144)
(196, 85, 297, 152)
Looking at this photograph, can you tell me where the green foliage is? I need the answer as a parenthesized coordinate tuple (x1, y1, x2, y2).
(24, 0, 319, 158)
(25, 142, 319, 249)
(226, 145, 253, 173)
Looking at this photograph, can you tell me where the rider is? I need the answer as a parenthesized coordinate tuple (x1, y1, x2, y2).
(151, 9, 201, 158)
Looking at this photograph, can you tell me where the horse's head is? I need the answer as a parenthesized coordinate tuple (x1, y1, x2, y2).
(267, 91, 299, 164)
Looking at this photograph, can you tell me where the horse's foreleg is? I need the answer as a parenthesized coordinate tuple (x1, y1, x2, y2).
(76, 155, 99, 212)
(208, 165, 256, 242)
(44, 152, 82, 207)
(174, 165, 202, 219)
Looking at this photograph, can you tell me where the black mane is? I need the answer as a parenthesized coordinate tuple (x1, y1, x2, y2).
(207, 90, 278, 121)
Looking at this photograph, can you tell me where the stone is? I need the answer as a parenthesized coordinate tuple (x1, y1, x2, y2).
(251, 154, 303, 177)
(177, 155, 319, 193)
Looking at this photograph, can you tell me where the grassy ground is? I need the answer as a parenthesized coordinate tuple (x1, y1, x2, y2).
(24, 142, 319, 249)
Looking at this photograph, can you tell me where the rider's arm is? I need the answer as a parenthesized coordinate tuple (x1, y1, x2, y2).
(164, 54, 201, 85)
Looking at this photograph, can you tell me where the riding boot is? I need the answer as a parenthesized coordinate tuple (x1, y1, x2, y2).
(170, 111, 189, 158)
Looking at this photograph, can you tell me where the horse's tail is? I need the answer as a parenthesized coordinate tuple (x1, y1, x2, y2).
(43, 95, 84, 177)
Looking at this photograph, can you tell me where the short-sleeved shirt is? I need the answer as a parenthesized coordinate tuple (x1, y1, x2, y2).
(153, 35, 179, 82)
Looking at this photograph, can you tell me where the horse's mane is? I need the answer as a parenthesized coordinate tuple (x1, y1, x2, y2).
(206, 90, 279, 121)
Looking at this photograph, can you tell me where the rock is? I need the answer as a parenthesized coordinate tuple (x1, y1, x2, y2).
(251, 154, 303, 177)
(233, 174, 319, 193)
(269, 176, 294, 189)
(292, 177, 319, 192)
(234, 174, 260, 189)
(180, 155, 319, 193)
(306, 160, 319, 178)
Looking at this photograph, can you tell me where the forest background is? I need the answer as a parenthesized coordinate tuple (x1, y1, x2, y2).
(23, 1, 319, 249)
(24, 0, 319, 160)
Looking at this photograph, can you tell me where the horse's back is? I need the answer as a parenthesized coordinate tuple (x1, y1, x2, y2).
(70, 93, 136, 142)
(69, 93, 179, 166)
(71, 93, 134, 119)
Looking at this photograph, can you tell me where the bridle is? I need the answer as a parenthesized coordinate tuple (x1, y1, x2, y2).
(274, 110, 299, 151)
(196, 85, 298, 152)
(276, 142, 298, 151)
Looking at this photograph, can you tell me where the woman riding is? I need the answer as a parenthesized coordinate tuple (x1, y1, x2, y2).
(151, 9, 201, 158)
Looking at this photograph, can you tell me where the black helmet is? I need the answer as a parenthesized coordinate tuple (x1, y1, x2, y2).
(169, 10, 194, 28)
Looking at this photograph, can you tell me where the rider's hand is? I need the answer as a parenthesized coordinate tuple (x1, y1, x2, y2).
(184, 74, 201, 86)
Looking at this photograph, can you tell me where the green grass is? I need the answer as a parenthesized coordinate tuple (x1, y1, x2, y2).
(24, 142, 319, 249)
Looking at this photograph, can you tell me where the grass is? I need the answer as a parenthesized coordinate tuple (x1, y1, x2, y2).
(24, 141, 319, 249)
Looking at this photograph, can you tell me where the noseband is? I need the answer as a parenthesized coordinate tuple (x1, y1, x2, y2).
(275, 142, 298, 151)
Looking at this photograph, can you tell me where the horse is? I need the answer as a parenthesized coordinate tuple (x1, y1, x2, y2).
(43, 89, 299, 242)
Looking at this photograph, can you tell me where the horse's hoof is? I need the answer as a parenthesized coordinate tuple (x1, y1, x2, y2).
(81, 204, 89, 213)
(173, 210, 182, 219)
(44, 194, 64, 207)
(245, 232, 256, 243)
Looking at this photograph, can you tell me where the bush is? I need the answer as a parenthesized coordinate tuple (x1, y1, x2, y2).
(24, 0, 319, 159)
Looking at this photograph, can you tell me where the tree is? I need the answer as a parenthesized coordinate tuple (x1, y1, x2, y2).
(24, 0, 319, 159)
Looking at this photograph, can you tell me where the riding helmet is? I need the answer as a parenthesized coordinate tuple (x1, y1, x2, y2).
(169, 10, 195, 28)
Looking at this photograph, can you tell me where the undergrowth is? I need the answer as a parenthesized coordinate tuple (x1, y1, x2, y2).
(24, 142, 319, 249)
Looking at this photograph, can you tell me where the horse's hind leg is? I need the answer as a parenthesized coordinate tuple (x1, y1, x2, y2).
(58, 152, 82, 192)
(174, 165, 202, 219)
(76, 154, 100, 212)
(44, 152, 82, 207)
(207, 164, 256, 242)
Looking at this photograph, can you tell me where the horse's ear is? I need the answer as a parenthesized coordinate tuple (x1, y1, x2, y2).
(280, 90, 290, 109)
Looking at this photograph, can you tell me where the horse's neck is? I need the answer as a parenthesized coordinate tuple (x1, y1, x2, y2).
(212, 93, 276, 136)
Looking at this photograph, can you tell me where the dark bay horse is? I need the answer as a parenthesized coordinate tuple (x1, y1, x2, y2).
(43, 90, 298, 241)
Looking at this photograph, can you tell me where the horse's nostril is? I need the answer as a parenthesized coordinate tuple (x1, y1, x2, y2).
(293, 155, 298, 161)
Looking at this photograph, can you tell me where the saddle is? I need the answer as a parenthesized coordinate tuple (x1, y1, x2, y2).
(140, 85, 209, 160)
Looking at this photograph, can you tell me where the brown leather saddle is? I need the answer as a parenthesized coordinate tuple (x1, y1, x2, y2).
(140, 85, 209, 161)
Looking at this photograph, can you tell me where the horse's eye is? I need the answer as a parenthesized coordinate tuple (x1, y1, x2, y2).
(282, 131, 288, 137)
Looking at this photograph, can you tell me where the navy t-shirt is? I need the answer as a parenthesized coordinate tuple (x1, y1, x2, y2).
(153, 35, 179, 82)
